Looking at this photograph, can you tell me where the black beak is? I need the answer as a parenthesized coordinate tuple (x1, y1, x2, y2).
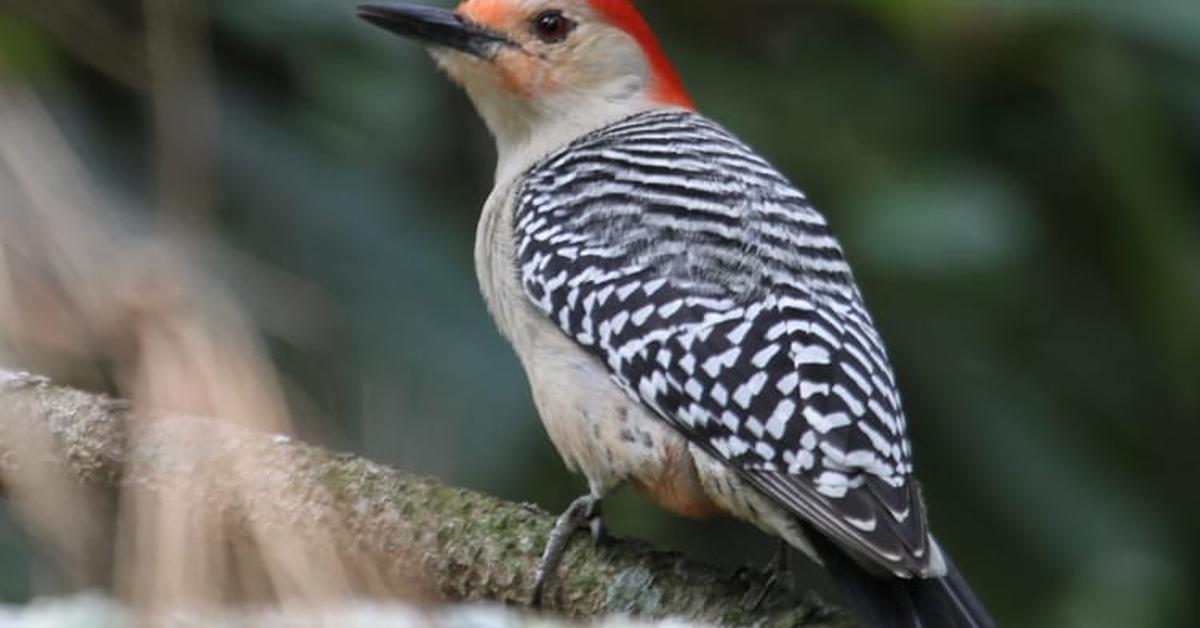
(357, 3, 512, 59)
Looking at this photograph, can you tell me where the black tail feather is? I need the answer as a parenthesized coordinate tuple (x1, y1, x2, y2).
(904, 551, 996, 628)
(808, 529, 996, 628)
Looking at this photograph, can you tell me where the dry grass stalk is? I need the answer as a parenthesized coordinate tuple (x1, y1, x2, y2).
(0, 82, 395, 614)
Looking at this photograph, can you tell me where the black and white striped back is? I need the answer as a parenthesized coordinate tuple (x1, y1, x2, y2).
(514, 109, 934, 576)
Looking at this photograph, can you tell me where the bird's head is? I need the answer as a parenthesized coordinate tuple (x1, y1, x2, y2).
(359, 0, 692, 168)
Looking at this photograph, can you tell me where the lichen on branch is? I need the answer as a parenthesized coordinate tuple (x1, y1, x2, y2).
(0, 371, 848, 627)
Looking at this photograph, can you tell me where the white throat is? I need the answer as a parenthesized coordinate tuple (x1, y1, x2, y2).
(476, 90, 669, 185)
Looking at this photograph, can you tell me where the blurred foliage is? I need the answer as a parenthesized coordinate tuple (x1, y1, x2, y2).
(1, 0, 1198, 626)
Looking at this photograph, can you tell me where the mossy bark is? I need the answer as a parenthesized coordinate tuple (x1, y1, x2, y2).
(0, 371, 851, 627)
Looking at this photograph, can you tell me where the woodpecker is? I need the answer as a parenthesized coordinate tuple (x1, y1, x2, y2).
(359, 2, 995, 626)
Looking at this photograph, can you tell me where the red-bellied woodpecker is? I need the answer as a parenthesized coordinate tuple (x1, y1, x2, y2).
(359, 2, 995, 626)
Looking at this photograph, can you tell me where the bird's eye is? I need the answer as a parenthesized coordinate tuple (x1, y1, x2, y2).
(532, 10, 575, 43)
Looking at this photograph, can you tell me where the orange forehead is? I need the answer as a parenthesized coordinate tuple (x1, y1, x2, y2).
(457, 0, 520, 29)
(455, 0, 693, 109)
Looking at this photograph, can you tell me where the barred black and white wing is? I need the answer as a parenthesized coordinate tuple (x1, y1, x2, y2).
(515, 110, 934, 576)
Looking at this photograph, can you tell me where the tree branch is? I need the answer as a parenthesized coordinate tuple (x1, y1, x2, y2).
(0, 371, 849, 627)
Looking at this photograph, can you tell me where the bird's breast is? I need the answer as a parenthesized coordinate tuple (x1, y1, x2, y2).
(475, 182, 723, 517)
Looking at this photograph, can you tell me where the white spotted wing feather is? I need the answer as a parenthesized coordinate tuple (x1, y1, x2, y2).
(515, 110, 935, 576)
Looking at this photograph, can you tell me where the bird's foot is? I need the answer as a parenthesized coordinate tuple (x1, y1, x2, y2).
(745, 539, 792, 612)
(531, 493, 603, 608)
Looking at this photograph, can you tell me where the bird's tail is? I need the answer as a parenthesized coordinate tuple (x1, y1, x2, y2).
(808, 529, 996, 628)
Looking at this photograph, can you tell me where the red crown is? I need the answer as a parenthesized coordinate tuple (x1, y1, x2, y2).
(587, 0, 693, 109)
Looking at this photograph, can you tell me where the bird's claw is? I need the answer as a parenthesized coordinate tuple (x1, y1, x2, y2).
(531, 493, 603, 608)
(744, 539, 792, 612)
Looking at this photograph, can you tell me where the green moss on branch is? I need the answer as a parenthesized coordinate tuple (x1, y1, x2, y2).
(0, 371, 850, 627)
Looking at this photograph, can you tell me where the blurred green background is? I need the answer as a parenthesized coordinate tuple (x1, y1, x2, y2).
(1, 0, 1198, 625)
